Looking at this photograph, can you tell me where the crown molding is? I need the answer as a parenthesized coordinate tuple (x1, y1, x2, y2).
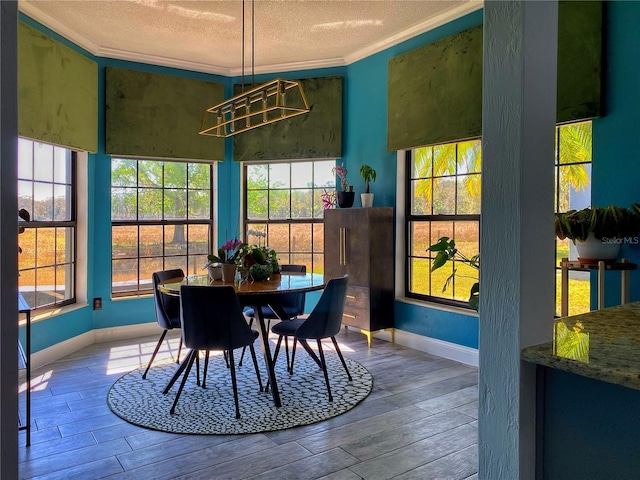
(343, 1, 483, 65)
(20, 0, 482, 77)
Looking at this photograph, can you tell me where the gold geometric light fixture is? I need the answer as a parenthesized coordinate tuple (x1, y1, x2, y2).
(199, 0, 310, 138)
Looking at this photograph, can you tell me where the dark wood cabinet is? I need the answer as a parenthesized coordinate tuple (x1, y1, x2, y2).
(324, 207, 394, 346)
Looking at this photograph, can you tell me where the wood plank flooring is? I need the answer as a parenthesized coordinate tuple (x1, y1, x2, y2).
(19, 329, 478, 479)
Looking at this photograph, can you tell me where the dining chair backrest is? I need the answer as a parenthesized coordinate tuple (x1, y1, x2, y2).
(152, 269, 185, 330)
(295, 275, 349, 340)
(277, 264, 307, 315)
(179, 285, 257, 351)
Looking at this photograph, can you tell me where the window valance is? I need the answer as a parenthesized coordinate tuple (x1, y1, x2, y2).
(233, 76, 343, 162)
(388, 1, 602, 151)
(18, 21, 98, 152)
(106, 67, 225, 162)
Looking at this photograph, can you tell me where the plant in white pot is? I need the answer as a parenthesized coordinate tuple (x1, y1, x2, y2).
(554, 203, 640, 262)
(359, 164, 376, 208)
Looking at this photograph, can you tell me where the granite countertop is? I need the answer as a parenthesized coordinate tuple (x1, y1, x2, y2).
(521, 302, 640, 391)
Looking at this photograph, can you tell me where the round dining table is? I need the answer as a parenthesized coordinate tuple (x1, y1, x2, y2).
(159, 272, 325, 407)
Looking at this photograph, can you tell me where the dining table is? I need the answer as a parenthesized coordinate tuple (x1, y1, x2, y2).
(158, 271, 325, 407)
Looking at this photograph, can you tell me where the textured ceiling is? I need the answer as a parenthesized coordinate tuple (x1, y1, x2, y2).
(20, 0, 481, 75)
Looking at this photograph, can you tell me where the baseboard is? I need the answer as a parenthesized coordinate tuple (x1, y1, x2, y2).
(31, 331, 95, 370)
(31, 322, 163, 370)
(393, 329, 479, 367)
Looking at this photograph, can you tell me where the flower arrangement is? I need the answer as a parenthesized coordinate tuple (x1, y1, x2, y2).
(246, 229, 280, 274)
(321, 189, 336, 209)
(206, 238, 246, 266)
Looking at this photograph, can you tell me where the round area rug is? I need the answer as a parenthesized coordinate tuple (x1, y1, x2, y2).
(107, 349, 372, 435)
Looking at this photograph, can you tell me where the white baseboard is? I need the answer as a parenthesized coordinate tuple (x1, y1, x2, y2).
(393, 329, 479, 367)
(31, 322, 163, 370)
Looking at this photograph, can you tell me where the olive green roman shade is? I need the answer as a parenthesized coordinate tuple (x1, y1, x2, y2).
(18, 21, 98, 152)
(234, 76, 343, 162)
(106, 67, 225, 162)
(388, 1, 603, 151)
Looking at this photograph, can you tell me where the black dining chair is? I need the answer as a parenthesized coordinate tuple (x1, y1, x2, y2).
(166, 285, 263, 418)
(142, 268, 185, 380)
(241, 264, 307, 370)
(271, 275, 351, 402)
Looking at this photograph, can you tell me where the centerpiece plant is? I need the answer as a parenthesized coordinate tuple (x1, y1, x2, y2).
(245, 229, 280, 280)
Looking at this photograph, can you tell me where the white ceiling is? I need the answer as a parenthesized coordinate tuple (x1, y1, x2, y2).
(20, 0, 482, 76)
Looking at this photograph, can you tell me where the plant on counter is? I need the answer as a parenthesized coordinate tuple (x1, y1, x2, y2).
(359, 164, 377, 193)
(427, 236, 480, 311)
(554, 203, 640, 242)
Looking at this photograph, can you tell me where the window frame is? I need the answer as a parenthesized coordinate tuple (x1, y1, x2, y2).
(404, 141, 482, 309)
(242, 159, 335, 274)
(110, 158, 215, 297)
(18, 139, 77, 310)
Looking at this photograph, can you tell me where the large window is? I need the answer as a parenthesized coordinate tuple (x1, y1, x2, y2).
(18, 139, 76, 309)
(243, 160, 335, 274)
(555, 121, 592, 316)
(111, 159, 214, 295)
(405, 122, 592, 312)
(406, 139, 482, 307)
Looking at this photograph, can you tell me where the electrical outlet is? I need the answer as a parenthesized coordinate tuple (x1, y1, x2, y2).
(93, 297, 102, 310)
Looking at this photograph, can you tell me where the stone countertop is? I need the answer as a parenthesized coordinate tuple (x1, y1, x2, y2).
(521, 302, 640, 391)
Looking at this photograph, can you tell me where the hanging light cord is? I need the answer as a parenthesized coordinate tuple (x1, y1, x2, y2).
(241, 0, 245, 92)
(252, 0, 255, 87)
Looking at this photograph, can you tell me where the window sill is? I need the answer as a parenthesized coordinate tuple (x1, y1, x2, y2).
(20, 302, 90, 326)
(396, 296, 479, 317)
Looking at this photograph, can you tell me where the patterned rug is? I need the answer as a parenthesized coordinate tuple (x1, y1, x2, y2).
(107, 348, 372, 435)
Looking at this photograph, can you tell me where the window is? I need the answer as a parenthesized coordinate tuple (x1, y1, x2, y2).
(111, 159, 214, 295)
(18, 139, 76, 309)
(406, 139, 482, 307)
(555, 121, 593, 316)
(243, 160, 335, 274)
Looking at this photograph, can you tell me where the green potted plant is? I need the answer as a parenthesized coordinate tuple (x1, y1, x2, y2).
(428, 237, 480, 311)
(205, 238, 246, 282)
(359, 164, 377, 207)
(555, 203, 640, 262)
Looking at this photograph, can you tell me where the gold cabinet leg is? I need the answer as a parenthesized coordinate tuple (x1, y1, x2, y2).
(361, 329, 373, 348)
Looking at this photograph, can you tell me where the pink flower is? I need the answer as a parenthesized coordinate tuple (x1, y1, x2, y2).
(221, 239, 243, 251)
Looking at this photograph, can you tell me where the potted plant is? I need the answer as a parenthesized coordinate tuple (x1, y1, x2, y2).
(332, 164, 354, 208)
(428, 237, 480, 311)
(205, 238, 246, 282)
(554, 203, 640, 262)
(359, 164, 376, 207)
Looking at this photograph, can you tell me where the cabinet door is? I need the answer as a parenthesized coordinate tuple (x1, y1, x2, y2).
(323, 209, 346, 279)
(342, 210, 370, 286)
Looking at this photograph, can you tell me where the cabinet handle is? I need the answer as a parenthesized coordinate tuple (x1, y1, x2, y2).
(343, 313, 356, 319)
(339, 227, 347, 265)
(346, 294, 356, 300)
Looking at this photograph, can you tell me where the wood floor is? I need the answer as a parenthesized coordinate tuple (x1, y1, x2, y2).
(18, 329, 479, 479)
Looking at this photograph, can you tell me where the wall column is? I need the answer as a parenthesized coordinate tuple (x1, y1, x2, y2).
(0, 0, 19, 477)
(479, 1, 558, 478)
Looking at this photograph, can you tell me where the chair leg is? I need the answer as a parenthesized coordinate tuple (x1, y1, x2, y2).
(176, 336, 183, 363)
(195, 352, 201, 387)
(162, 350, 192, 394)
(227, 350, 241, 419)
(142, 329, 168, 379)
(170, 350, 197, 414)
(223, 350, 230, 369)
(248, 344, 264, 392)
(331, 336, 352, 381)
(238, 317, 253, 366)
(316, 339, 333, 402)
(284, 336, 291, 373)
(202, 351, 210, 388)
(289, 338, 298, 375)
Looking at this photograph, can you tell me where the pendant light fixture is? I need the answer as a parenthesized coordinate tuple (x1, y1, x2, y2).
(199, 0, 310, 138)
